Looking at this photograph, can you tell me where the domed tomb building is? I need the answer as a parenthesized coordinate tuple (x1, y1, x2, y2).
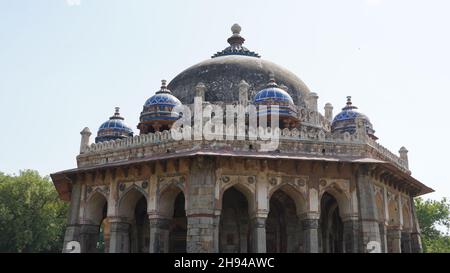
(51, 24, 432, 253)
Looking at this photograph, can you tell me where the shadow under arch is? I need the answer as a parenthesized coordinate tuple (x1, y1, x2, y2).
(219, 186, 251, 253)
(268, 183, 307, 216)
(117, 186, 149, 253)
(158, 184, 187, 253)
(267, 186, 302, 253)
(82, 191, 108, 253)
(320, 192, 344, 253)
(319, 183, 352, 219)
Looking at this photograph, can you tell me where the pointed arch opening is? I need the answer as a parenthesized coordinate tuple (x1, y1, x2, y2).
(266, 189, 301, 252)
(159, 185, 187, 253)
(320, 192, 344, 253)
(219, 186, 251, 253)
(118, 187, 149, 253)
(84, 192, 108, 253)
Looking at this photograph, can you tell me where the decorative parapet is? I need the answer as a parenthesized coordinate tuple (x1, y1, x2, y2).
(80, 125, 409, 173)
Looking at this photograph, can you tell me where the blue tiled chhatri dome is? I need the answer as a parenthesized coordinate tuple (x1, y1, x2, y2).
(331, 96, 377, 140)
(253, 74, 299, 128)
(138, 80, 182, 134)
(95, 107, 134, 143)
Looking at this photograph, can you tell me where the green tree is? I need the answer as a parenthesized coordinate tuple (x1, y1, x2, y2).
(414, 197, 450, 253)
(0, 170, 68, 252)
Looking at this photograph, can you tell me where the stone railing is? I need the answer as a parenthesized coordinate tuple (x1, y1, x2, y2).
(82, 126, 408, 172)
(367, 138, 409, 172)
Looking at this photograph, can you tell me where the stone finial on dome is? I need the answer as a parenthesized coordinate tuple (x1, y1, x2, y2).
(231, 23, 241, 35)
(227, 23, 245, 46)
(156, 79, 171, 94)
(111, 107, 124, 120)
(212, 24, 260, 58)
(267, 72, 278, 87)
(343, 96, 358, 110)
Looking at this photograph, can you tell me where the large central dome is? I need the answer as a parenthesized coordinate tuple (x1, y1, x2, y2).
(167, 24, 311, 106)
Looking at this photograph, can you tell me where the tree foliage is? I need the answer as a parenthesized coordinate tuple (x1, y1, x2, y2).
(415, 197, 450, 253)
(0, 170, 68, 252)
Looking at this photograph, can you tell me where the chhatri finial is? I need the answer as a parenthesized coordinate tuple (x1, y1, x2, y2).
(343, 96, 358, 110)
(267, 72, 278, 87)
(110, 106, 124, 120)
(346, 96, 352, 106)
(231, 23, 241, 35)
(212, 24, 260, 58)
(156, 79, 171, 94)
(227, 23, 245, 46)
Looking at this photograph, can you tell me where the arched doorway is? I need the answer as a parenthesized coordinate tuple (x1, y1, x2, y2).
(169, 192, 187, 252)
(320, 192, 344, 253)
(134, 196, 149, 253)
(158, 186, 187, 253)
(118, 188, 149, 253)
(84, 192, 108, 253)
(219, 187, 250, 253)
(266, 189, 299, 253)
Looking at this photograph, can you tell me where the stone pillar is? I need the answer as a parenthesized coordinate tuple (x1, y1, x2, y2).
(387, 227, 402, 253)
(399, 147, 409, 170)
(186, 213, 215, 253)
(79, 224, 100, 253)
(109, 219, 130, 253)
(186, 156, 216, 253)
(79, 127, 91, 154)
(409, 196, 423, 253)
(250, 217, 267, 253)
(379, 222, 388, 253)
(238, 80, 250, 106)
(401, 231, 412, 253)
(307, 92, 319, 112)
(301, 214, 320, 253)
(62, 179, 82, 253)
(324, 103, 333, 123)
(342, 217, 360, 253)
(356, 165, 382, 252)
(212, 211, 221, 253)
(195, 82, 206, 102)
(148, 217, 170, 253)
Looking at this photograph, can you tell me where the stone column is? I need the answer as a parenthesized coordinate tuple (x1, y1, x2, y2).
(148, 217, 170, 253)
(387, 226, 402, 253)
(250, 216, 267, 253)
(212, 210, 221, 253)
(108, 219, 130, 253)
(79, 224, 100, 253)
(186, 156, 216, 253)
(379, 222, 388, 253)
(62, 179, 82, 253)
(409, 196, 423, 253)
(301, 213, 320, 253)
(356, 165, 382, 252)
(401, 231, 412, 253)
(186, 213, 215, 253)
(342, 216, 360, 253)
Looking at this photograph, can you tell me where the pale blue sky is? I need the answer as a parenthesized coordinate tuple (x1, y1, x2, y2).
(0, 0, 448, 200)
